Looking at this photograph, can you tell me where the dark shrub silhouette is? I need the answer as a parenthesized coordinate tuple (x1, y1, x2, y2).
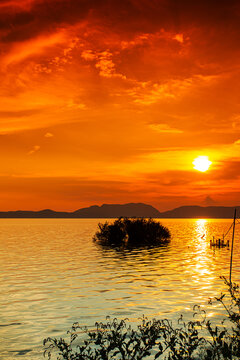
(93, 217, 171, 246)
(93, 218, 126, 246)
(44, 278, 240, 359)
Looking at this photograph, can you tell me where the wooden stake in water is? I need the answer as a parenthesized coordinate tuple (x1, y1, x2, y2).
(229, 208, 237, 284)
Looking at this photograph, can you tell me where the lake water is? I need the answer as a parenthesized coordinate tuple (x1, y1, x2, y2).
(0, 218, 240, 359)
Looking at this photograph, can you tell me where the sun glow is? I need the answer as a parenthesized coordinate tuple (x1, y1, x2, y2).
(193, 156, 212, 172)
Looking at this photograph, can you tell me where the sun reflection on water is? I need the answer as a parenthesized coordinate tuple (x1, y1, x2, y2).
(190, 219, 215, 290)
(195, 219, 208, 240)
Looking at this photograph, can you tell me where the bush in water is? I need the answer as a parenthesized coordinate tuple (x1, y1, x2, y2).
(93, 217, 171, 246)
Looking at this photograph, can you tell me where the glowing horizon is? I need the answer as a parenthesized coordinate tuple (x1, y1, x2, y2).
(0, 0, 240, 211)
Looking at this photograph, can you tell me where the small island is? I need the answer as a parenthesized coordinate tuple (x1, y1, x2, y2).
(93, 217, 171, 247)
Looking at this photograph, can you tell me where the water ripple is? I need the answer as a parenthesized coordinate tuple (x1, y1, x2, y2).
(0, 218, 239, 359)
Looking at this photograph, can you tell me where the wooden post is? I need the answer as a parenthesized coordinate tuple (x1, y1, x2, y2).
(229, 208, 237, 284)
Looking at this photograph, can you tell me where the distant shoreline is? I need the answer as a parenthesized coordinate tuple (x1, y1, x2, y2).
(0, 203, 239, 219)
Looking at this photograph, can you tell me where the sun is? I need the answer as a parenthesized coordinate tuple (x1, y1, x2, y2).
(193, 156, 212, 172)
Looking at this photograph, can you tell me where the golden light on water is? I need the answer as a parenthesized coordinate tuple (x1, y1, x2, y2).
(193, 219, 212, 282)
(193, 156, 212, 172)
(195, 219, 208, 242)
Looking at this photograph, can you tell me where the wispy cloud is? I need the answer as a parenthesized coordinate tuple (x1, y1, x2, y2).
(82, 49, 126, 79)
(149, 124, 183, 134)
(129, 79, 193, 105)
(44, 132, 54, 138)
(0, 0, 37, 11)
(2, 31, 67, 66)
(28, 145, 40, 155)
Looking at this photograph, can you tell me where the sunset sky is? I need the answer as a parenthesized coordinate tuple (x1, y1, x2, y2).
(0, 0, 240, 211)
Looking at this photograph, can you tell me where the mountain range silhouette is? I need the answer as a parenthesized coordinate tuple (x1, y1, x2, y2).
(0, 203, 239, 218)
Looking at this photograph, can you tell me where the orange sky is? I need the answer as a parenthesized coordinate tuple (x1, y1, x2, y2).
(0, 0, 240, 211)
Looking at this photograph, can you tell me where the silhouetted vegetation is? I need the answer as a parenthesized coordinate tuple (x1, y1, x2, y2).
(93, 217, 171, 247)
(44, 277, 240, 359)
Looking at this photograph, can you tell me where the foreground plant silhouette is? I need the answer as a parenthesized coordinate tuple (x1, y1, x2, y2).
(93, 217, 171, 247)
(43, 277, 240, 359)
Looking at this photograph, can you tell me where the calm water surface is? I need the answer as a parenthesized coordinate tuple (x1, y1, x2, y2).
(0, 218, 240, 359)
